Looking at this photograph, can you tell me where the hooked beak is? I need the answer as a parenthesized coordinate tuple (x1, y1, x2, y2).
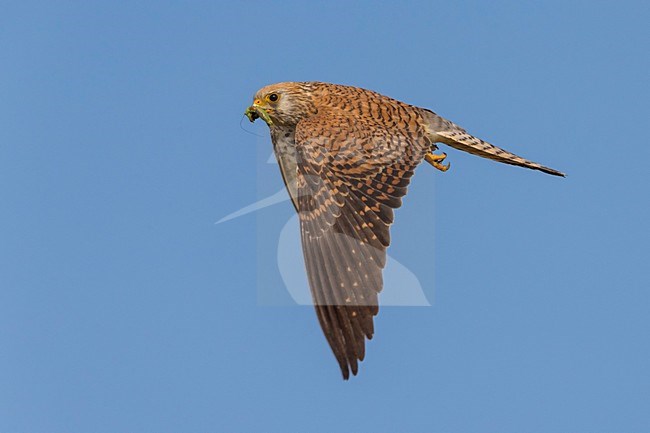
(244, 100, 273, 126)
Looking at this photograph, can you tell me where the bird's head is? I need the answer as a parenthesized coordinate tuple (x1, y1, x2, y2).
(244, 82, 317, 128)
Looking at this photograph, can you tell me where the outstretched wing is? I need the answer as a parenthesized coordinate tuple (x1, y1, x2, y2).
(293, 110, 430, 379)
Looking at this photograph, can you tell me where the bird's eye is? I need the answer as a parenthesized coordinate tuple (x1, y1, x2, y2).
(267, 93, 279, 102)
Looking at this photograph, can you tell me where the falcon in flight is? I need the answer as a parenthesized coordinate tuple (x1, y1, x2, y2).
(244, 82, 564, 379)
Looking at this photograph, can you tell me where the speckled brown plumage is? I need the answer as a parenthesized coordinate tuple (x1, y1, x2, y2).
(245, 81, 564, 379)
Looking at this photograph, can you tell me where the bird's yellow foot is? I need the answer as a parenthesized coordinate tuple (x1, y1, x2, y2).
(425, 152, 450, 172)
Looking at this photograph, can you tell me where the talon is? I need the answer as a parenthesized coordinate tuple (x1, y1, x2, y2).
(425, 152, 450, 172)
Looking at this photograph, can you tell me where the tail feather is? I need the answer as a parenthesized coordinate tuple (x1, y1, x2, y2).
(421, 110, 565, 177)
(436, 130, 565, 177)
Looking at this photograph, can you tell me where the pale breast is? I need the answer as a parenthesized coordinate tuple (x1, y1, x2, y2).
(271, 127, 299, 212)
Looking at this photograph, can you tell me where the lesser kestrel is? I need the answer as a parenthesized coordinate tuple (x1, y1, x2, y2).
(245, 81, 564, 379)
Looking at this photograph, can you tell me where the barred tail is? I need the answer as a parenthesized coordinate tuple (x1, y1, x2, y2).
(436, 130, 565, 177)
(422, 110, 565, 177)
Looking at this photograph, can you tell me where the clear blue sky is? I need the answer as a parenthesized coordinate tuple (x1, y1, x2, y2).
(1, 1, 649, 432)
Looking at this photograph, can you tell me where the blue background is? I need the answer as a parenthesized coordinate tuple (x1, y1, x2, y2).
(1, 1, 649, 432)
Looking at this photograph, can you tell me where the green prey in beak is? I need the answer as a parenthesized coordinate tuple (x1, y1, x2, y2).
(244, 105, 273, 126)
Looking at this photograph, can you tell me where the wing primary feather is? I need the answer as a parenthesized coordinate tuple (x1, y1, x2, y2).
(302, 231, 352, 379)
(313, 240, 360, 377)
(316, 234, 364, 370)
